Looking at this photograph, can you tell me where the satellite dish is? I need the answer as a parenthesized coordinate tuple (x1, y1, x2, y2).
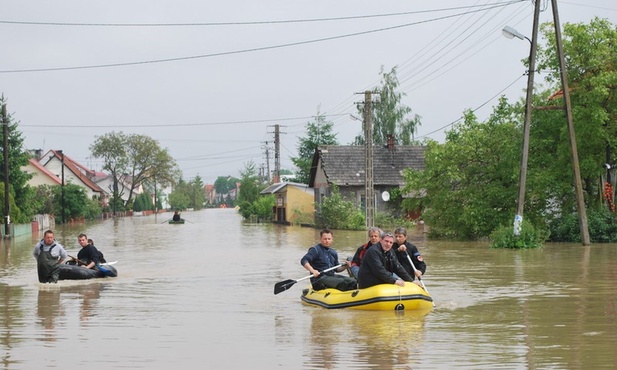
(381, 191, 390, 202)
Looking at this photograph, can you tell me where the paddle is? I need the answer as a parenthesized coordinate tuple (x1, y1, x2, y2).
(405, 251, 435, 307)
(68, 254, 87, 266)
(274, 264, 344, 295)
(160, 218, 172, 224)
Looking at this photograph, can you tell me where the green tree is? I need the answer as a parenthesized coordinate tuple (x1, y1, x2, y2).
(53, 183, 89, 223)
(402, 100, 529, 239)
(354, 66, 422, 145)
(291, 108, 338, 184)
(90, 131, 180, 211)
(237, 161, 268, 219)
(238, 161, 263, 204)
(167, 176, 205, 210)
(125, 134, 180, 208)
(190, 175, 205, 210)
(534, 18, 617, 211)
(0, 97, 35, 223)
(133, 192, 154, 212)
(89, 131, 129, 214)
(168, 178, 190, 210)
(32, 185, 56, 215)
(214, 176, 239, 194)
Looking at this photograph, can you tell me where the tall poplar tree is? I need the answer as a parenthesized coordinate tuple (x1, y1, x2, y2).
(291, 108, 338, 184)
(354, 66, 422, 145)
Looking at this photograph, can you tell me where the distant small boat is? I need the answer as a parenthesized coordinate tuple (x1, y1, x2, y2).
(168, 219, 185, 224)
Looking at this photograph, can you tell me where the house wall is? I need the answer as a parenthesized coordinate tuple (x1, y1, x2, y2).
(46, 157, 100, 199)
(285, 186, 314, 224)
(22, 162, 61, 187)
(96, 177, 132, 202)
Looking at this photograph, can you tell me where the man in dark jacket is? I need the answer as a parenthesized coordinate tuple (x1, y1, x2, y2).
(76, 233, 104, 269)
(301, 229, 357, 291)
(358, 232, 414, 289)
(349, 227, 382, 279)
(393, 227, 426, 279)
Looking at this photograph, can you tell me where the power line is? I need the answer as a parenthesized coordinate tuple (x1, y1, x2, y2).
(0, 2, 523, 74)
(19, 114, 347, 128)
(0, 2, 525, 27)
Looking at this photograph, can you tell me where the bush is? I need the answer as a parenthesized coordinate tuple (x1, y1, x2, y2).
(489, 221, 546, 249)
(84, 197, 103, 220)
(374, 211, 416, 231)
(316, 186, 364, 230)
(549, 208, 617, 243)
(237, 195, 275, 222)
(252, 195, 275, 221)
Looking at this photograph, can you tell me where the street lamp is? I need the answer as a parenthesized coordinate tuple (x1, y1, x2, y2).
(502, 26, 531, 43)
(503, 0, 541, 236)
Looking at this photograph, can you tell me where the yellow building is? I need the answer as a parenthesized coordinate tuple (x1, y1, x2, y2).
(260, 182, 314, 225)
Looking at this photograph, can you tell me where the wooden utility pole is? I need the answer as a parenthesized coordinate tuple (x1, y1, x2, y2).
(262, 141, 271, 183)
(513, 0, 541, 236)
(2, 103, 10, 239)
(273, 125, 280, 183)
(551, 0, 590, 245)
(364, 91, 375, 228)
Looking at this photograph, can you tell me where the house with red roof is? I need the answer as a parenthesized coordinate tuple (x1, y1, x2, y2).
(37, 150, 107, 202)
(22, 158, 62, 187)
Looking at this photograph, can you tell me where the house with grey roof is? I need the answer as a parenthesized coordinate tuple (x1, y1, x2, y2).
(308, 143, 425, 217)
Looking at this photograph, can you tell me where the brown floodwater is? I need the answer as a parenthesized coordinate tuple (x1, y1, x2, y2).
(1, 208, 616, 369)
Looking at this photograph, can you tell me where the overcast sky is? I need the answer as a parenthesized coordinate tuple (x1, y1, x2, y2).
(2, 0, 616, 184)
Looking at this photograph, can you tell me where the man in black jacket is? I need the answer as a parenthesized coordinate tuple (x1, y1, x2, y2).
(393, 227, 427, 279)
(357, 232, 414, 289)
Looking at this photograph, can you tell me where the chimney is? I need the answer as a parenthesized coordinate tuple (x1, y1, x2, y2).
(386, 134, 395, 151)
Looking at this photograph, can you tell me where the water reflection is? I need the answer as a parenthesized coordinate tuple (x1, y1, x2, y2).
(36, 282, 104, 342)
(304, 308, 430, 369)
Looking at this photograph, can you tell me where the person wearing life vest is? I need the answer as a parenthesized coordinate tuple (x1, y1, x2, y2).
(32, 229, 68, 283)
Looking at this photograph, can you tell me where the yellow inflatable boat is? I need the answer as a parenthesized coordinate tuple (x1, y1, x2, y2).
(301, 282, 433, 311)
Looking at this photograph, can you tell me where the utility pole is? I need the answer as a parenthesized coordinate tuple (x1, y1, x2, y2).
(262, 141, 271, 183)
(363, 91, 375, 228)
(271, 124, 284, 183)
(59, 150, 65, 224)
(513, 0, 541, 236)
(551, 0, 590, 245)
(2, 103, 10, 239)
(154, 174, 158, 214)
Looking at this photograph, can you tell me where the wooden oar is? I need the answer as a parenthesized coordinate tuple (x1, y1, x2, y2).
(68, 255, 87, 266)
(274, 264, 344, 295)
(405, 251, 435, 307)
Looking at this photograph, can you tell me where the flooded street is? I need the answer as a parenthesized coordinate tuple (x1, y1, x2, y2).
(1, 208, 617, 369)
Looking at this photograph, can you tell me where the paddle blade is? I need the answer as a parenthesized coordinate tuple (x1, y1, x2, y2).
(274, 279, 297, 295)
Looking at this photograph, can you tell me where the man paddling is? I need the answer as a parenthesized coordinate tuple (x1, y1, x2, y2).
(73, 233, 105, 269)
(300, 229, 357, 291)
